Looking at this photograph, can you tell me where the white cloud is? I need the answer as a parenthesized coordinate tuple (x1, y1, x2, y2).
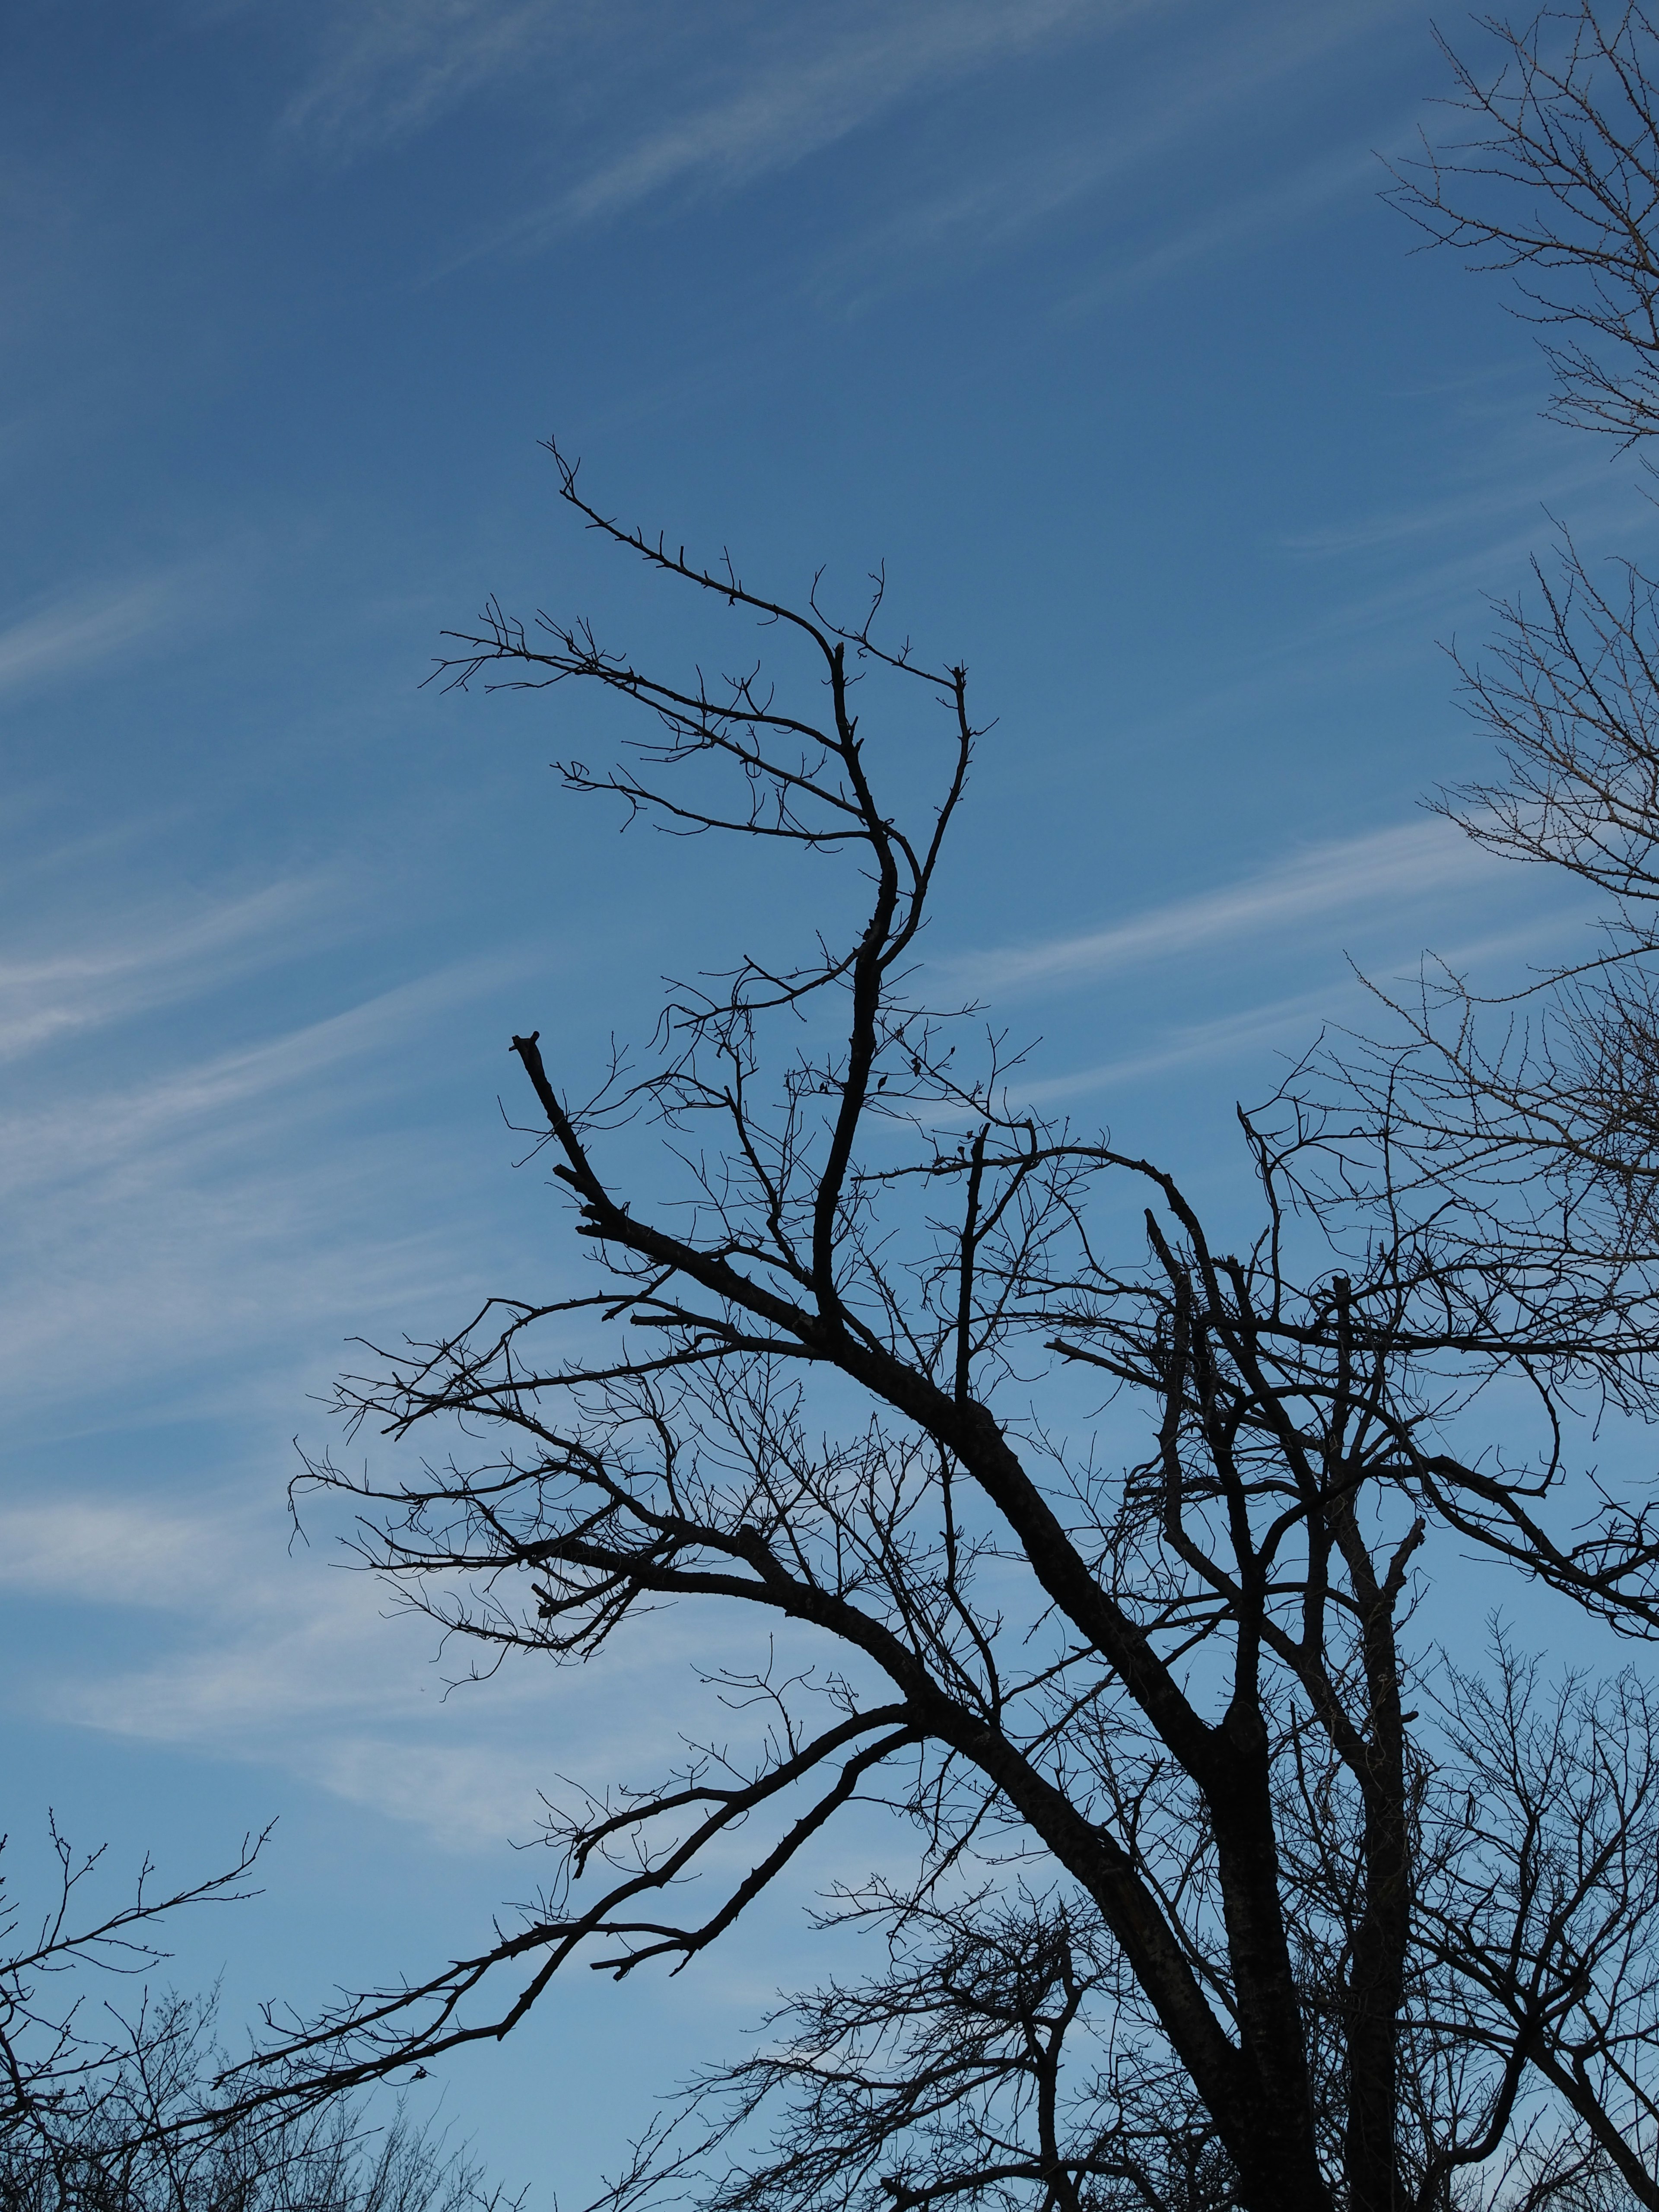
(998, 909, 1590, 1107)
(810, 0, 1413, 311)
(558, 0, 1106, 229)
(0, 576, 183, 698)
(0, 1479, 753, 1853)
(0, 1497, 251, 1610)
(0, 877, 337, 1064)
(0, 952, 509, 1199)
(0, 1494, 537, 1851)
(287, 0, 1113, 182)
(280, 0, 569, 149)
(1058, 141, 1379, 310)
(309, 1736, 557, 1851)
(942, 819, 1509, 1003)
(0, 936, 550, 1430)
(417, 0, 1138, 274)
(1014, 988, 1340, 1104)
(280, 0, 1427, 328)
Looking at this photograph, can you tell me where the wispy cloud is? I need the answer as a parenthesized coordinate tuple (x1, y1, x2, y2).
(1276, 411, 1637, 564)
(0, 877, 337, 1064)
(0, 575, 183, 698)
(416, 0, 1133, 273)
(1014, 988, 1338, 1105)
(0, 1486, 540, 1848)
(1277, 466, 1659, 654)
(0, 953, 507, 1195)
(558, 0, 1106, 229)
(942, 820, 1508, 1003)
(0, 1482, 725, 1850)
(809, 0, 1411, 311)
(0, 941, 545, 1430)
(1058, 140, 1380, 312)
(0, 1497, 252, 1611)
(283, 0, 1421, 325)
(1003, 908, 1590, 1108)
(280, 0, 567, 149)
(283, 0, 1090, 175)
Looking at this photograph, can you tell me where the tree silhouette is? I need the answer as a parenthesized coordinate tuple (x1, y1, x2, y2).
(221, 430, 1659, 2212)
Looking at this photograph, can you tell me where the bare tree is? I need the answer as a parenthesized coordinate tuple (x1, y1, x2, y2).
(194, 436, 1659, 2212)
(0, 1826, 518, 2211)
(0, 1987, 512, 2212)
(1292, 527, 1659, 1413)
(0, 1820, 264, 2166)
(1387, 2, 1659, 449)
(1415, 1649, 1659, 2205)
(1310, 3, 1659, 1405)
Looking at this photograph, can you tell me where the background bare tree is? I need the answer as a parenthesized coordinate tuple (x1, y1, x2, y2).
(0, 1821, 263, 2168)
(1388, 2, 1659, 449)
(0, 1988, 510, 2212)
(0, 1825, 515, 2212)
(184, 407, 1659, 2212)
(1318, 3, 1659, 1434)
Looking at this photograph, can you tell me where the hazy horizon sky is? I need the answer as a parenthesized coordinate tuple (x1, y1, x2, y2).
(2, 2, 1649, 2200)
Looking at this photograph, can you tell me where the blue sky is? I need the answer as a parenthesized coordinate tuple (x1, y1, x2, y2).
(3, 0, 1653, 2201)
